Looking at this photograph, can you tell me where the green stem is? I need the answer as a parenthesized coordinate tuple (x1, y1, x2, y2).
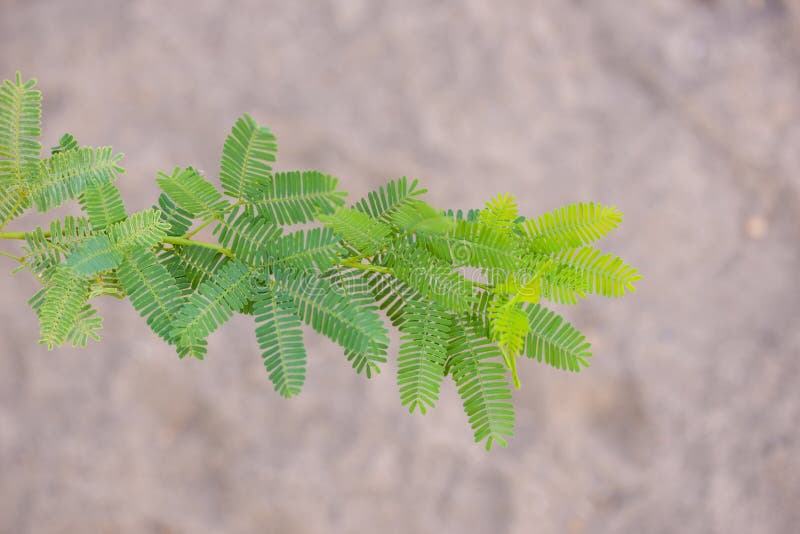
(339, 258, 393, 275)
(183, 216, 216, 238)
(0, 230, 234, 258)
(163, 236, 233, 257)
(0, 248, 23, 262)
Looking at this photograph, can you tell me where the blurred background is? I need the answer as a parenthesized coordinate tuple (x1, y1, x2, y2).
(1, 0, 799, 532)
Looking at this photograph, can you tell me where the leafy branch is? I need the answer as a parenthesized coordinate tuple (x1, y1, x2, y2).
(0, 72, 642, 450)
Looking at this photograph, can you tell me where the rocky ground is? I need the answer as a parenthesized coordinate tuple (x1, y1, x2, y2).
(1, 1, 799, 532)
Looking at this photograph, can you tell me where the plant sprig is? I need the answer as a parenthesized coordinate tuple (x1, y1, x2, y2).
(0, 72, 641, 450)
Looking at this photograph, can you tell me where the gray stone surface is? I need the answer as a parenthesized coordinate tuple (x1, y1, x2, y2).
(1, 0, 799, 532)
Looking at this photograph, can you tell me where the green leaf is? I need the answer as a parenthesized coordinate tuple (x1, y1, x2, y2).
(387, 244, 475, 313)
(522, 202, 623, 253)
(318, 207, 393, 256)
(220, 114, 277, 200)
(29, 289, 102, 348)
(353, 177, 426, 221)
(79, 182, 126, 231)
(159, 245, 227, 291)
(65, 235, 123, 275)
(117, 249, 187, 345)
(49, 216, 94, 252)
(0, 73, 41, 204)
(108, 208, 169, 252)
(479, 193, 518, 235)
(361, 269, 420, 329)
(213, 207, 281, 266)
(0, 184, 29, 228)
(550, 246, 641, 298)
(156, 166, 229, 218)
(22, 216, 94, 277)
(51, 132, 79, 154)
(448, 316, 515, 450)
(388, 198, 454, 235)
(31, 147, 125, 212)
(38, 266, 89, 349)
(247, 170, 347, 224)
(275, 268, 389, 363)
(173, 259, 254, 348)
(426, 220, 518, 269)
(155, 193, 195, 236)
(66, 304, 103, 347)
(266, 227, 345, 272)
(397, 300, 451, 414)
(523, 303, 591, 372)
(252, 287, 307, 397)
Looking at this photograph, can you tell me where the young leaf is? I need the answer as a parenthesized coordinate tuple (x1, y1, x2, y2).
(522, 202, 623, 253)
(479, 193, 518, 235)
(550, 246, 641, 298)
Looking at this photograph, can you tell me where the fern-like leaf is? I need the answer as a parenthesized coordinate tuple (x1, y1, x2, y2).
(387, 244, 475, 313)
(38, 266, 89, 349)
(213, 207, 281, 266)
(0, 72, 41, 193)
(397, 300, 451, 414)
(247, 170, 346, 224)
(274, 268, 389, 361)
(479, 193, 518, 235)
(108, 208, 169, 252)
(65, 235, 123, 275)
(318, 207, 393, 256)
(523, 303, 591, 372)
(448, 316, 515, 450)
(31, 147, 124, 211)
(253, 287, 307, 397)
(117, 250, 187, 345)
(388, 198, 453, 236)
(29, 289, 102, 348)
(160, 245, 227, 290)
(156, 166, 229, 219)
(426, 220, 518, 269)
(51, 133, 78, 154)
(353, 177, 426, 221)
(522, 202, 623, 253)
(79, 182, 126, 231)
(155, 193, 194, 236)
(550, 246, 640, 298)
(173, 259, 253, 349)
(220, 114, 277, 200)
(266, 227, 344, 272)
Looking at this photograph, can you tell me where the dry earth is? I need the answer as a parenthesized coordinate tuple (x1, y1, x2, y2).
(1, 1, 799, 532)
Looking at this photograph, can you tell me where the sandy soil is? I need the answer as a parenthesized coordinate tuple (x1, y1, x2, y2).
(1, 1, 799, 532)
